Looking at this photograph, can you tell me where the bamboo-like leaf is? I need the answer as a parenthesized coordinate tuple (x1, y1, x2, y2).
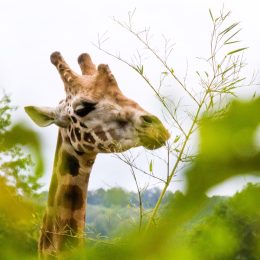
(134, 65, 144, 75)
(228, 77, 246, 86)
(221, 11, 231, 21)
(219, 22, 240, 36)
(161, 71, 168, 75)
(209, 95, 214, 108)
(227, 47, 248, 56)
(149, 160, 153, 172)
(173, 135, 180, 143)
(224, 29, 241, 44)
(224, 40, 241, 45)
(209, 9, 214, 22)
(222, 65, 235, 76)
(138, 65, 144, 75)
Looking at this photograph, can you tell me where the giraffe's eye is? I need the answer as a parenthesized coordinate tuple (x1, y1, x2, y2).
(74, 102, 96, 117)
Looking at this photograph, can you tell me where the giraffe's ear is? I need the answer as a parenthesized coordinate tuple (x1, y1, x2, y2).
(24, 106, 56, 127)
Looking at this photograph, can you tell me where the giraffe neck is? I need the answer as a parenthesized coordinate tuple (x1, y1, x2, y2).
(39, 131, 96, 257)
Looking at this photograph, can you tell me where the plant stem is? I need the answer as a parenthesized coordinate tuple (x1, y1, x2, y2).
(145, 92, 207, 231)
(129, 164, 143, 232)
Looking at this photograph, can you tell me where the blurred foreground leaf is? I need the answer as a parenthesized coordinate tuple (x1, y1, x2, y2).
(187, 98, 260, 195)
(0, 94, 44, 259)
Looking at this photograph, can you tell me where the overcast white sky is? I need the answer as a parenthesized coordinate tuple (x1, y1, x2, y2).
(1, 0, 260, 195)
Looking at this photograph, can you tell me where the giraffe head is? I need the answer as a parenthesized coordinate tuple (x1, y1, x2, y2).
(25, 52, 170, 154)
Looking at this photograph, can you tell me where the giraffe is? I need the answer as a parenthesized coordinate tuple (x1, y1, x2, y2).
(25, 52, 170, 258)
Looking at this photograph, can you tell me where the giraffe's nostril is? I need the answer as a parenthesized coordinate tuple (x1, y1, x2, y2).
(141, 115, 153, 124)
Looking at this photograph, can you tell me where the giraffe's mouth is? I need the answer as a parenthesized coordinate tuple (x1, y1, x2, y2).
(138, 115, 170, 150)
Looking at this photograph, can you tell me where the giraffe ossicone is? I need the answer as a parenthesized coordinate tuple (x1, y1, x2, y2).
(25, 52, 170, 257)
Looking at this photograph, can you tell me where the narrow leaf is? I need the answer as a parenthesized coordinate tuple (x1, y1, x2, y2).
(227, 47, 248, 55)
(224, 40, 241, 45)
(224, 29, 241, 44)
(173, 135, 180, 143)
(219, 22, 240, 36)
(140, 65, 144, 75)
(149, 160, 153, 172)
(209, 9, 214, 22)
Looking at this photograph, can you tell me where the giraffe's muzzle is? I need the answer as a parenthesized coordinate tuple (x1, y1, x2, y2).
(138, 115, 170, 150)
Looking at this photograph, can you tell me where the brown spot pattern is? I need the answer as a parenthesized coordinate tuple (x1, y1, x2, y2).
(57, 184, 84, 210)
(95, 127, 108, 141)
(75, 127, 81, 141)
(83, 132, 95, 144)
(60, 151, 79, 176)
(80, 122, 88, 128)
(71, 116, 77, 123)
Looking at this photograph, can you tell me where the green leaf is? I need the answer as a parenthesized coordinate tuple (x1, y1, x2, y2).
(186, 98, 260, 195)
(219, 22, 240, 36)
(149, 160, 153, 172)
(209, 9, 214, 22)
(224, 29, 241, 45)
(227, 47, 248, 55)
(224, 40, 241, 45)
(161, 71, 168, 75)
(173, 135, 180, 143)
(134, 65, 144, 75)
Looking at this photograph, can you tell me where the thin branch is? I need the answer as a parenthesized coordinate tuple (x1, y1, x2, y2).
(112, 17, 200, 106)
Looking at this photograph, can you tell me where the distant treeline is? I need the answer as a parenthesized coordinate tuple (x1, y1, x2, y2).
(87, 187, 175, 208)
(86, 187, 226, 209)
(85, 187, 227, 237)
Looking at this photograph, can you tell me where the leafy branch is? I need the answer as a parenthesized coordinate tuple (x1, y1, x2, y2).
(96, 8, 250, 231)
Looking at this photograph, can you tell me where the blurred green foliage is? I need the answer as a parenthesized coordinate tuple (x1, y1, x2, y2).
(0, 94, 44, 260)
(0, 94, 259, 260)
(0, 94, 44, 195)
(188, 98, 260, 195)
(190, 183, 260, 259)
